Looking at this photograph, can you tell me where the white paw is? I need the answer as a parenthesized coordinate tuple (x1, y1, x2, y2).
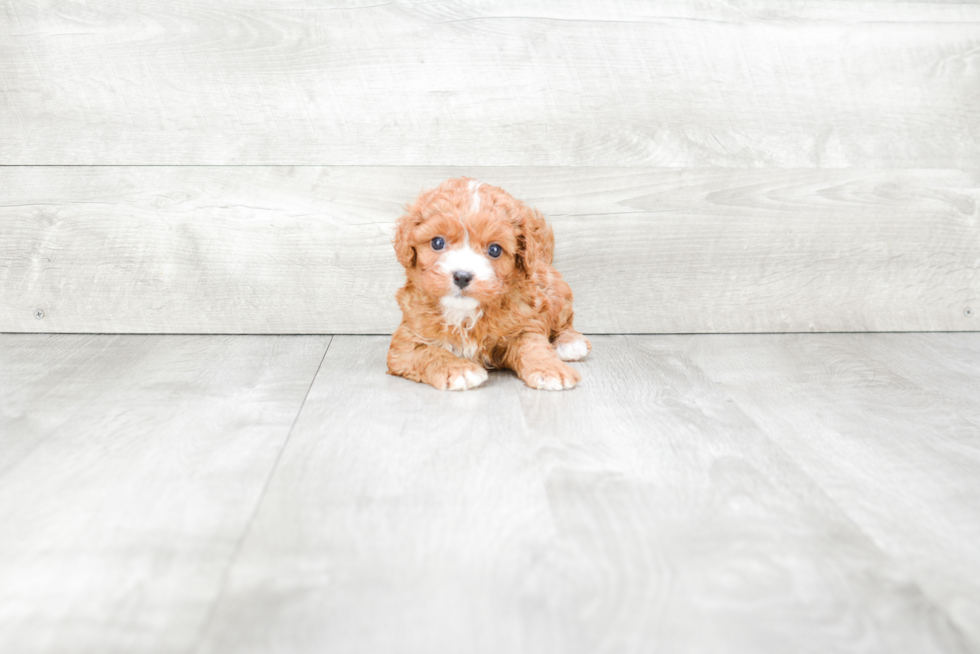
(531, 374, 576, 391)
(446, 367, 489, 391)
(555, 338, 589, 362)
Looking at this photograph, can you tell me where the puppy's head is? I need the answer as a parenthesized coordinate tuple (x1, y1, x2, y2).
(394, 178, 549, 317)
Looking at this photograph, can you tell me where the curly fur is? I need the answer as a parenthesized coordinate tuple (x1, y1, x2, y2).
(387, 177, 590, 391)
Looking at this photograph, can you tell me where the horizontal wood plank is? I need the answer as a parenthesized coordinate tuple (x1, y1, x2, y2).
(1, 166, 977, 333)
(1, 1, 979, 166)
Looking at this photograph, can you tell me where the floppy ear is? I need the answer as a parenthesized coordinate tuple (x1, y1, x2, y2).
(393, 209, 423, 268)
(515, 203, 555, 275)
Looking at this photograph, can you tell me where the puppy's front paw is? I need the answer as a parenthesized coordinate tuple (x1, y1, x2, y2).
(521, 359, 581, 391)
(554, 335, 591, 362)
(428, 361, 489, 391)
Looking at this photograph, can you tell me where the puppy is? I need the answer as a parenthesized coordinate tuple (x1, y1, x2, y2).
(387, 177, 590, 391)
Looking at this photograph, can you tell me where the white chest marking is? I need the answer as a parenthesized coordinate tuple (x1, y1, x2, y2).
(439, 294, 482, 331)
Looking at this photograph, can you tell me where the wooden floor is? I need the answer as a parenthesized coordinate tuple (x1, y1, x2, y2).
(1, 333, 979, 654)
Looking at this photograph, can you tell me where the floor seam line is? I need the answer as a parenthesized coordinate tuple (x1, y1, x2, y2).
(691, 335, 979, 651)
(188, 334, 333, 654)
(755, 417, 980, 651)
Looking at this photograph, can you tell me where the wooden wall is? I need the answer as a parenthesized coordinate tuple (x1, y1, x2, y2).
(1, 1, 978, 333)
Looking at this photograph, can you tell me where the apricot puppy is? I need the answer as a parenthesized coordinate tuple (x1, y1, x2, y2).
(387, 177, 590, 391)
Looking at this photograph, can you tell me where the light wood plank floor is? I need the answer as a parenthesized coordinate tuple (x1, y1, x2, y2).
(1, 334, 978, 654)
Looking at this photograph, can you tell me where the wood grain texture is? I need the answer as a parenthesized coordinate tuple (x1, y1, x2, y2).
(195, 336, 557, 654)
(2, 333, 979, 652)
(680, 333, 980, 645)
(852, 333, 980, 426)
(2, 1, 979, 167)
(515, 335, 974, 654)
(2, 166, 977, 334)
(194, 335, 976, 654)
(0, 334, 330, 654)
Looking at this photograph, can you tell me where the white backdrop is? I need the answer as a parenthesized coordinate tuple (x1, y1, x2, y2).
(1, 1, 978, 332)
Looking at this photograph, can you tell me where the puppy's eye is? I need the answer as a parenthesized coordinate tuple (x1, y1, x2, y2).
(431, 236, 446, 251)
(487, 243, 503, 258)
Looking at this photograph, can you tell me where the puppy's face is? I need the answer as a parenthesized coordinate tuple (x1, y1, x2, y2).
(395, 180, 523, 315)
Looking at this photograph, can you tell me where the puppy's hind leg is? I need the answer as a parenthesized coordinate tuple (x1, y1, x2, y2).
(553, 329, 591, 362)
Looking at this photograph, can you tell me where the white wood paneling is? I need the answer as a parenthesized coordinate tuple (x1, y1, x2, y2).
(2, 1, 978, 333)
(0, 334, 330, 654)
(1, 166, 977, 333)
(1, 1, 979, 167)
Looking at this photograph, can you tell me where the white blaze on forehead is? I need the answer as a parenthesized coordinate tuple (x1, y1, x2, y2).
(436, 243, 495, 282)
(453, 180, 482, 248)
(468, 179, 482, 214)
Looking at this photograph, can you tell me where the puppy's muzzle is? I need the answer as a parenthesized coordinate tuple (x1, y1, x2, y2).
(453, 271, 473, 289)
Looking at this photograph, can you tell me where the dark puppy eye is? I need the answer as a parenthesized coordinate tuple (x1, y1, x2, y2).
(487, 243, 503, 258)
(431, 236, 446, 251)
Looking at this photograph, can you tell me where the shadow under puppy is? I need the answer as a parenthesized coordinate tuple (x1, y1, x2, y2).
(388, 177, 591, 391)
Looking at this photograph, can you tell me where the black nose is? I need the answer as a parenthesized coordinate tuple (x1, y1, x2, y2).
(453, 271, 473, 289)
